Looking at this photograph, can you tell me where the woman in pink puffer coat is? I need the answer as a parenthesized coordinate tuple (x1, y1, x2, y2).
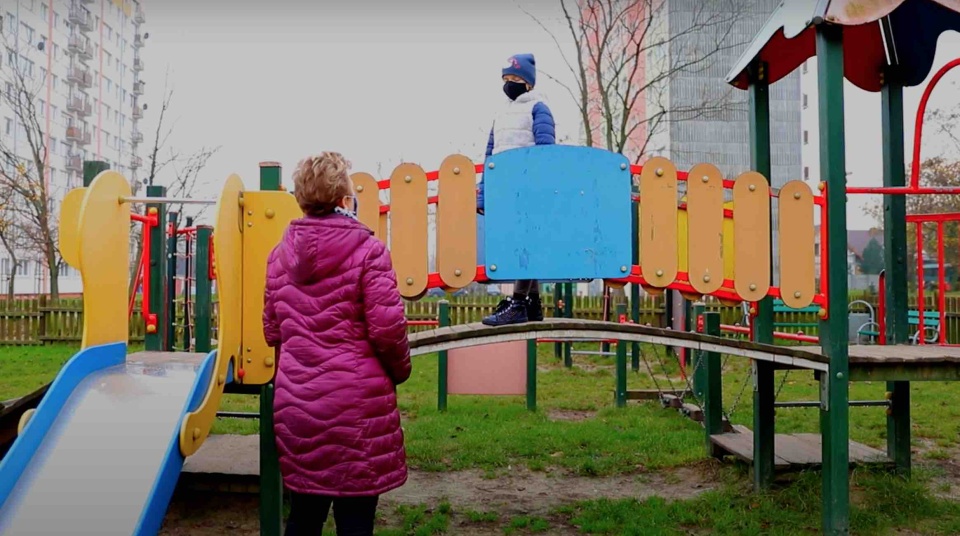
(263, 152, 411, 536)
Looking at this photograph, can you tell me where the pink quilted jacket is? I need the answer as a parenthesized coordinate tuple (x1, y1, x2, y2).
(263, 214, 411, 496)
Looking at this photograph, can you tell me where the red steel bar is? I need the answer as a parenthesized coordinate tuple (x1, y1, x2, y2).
(938, 222, 947, 344)
(720, 324, 820, 343)
(916, 222, 925, 344)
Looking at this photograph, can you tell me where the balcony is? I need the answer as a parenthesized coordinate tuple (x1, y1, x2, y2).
(135, 9, 145, 24)
(132, 106, 143, 119)
(68, 8, 93, 32)
(66, 124, 91, 146)
(66, 154, 83, 173)
(133, 58, 144, 72)
(67, 95, 92, 117)
(67, 66, 93, 89)
(131, 156, 143, 169)
(131, 130, 144, 144)
(67, 35, 94, 61)
(133, 80, 144, 96)
(134, 34, 144, 49)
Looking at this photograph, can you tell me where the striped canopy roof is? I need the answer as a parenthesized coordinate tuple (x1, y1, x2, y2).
(726, 0, 960, 91)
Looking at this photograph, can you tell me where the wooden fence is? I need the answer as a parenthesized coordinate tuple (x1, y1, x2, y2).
(0, 293, 957, 346)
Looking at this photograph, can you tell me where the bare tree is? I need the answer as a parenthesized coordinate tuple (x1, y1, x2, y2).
(127, 77, 219, 297)
(0, 186, 25, 299)
(525, 0, 746, 163)
(0, 29, 62, 298)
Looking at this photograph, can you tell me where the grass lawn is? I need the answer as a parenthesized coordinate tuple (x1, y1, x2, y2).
(4, 342, 960, 534)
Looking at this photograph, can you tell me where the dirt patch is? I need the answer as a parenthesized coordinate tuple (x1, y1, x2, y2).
(546, 409, 597, 422)
(161, 464, 724, 534)
(385, 461, 722, 517)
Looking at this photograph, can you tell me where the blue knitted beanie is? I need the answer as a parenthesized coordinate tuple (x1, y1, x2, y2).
(502, 53, 536, 86)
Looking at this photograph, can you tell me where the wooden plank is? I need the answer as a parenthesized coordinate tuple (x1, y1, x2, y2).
(639, 157, 678, 288)
(710, 429, 791, 468)
(687, 163, 724, 295)
(681, 403, 703, 422)
(436, 154, 476, 290)
(350, 172, 382, 241)
(732, 171, 770, 302)
(778, 181, 816, 309)
(390, 163, 428, 299)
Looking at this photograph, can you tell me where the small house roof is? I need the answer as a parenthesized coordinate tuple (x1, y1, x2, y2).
(725, 0, 960, 92)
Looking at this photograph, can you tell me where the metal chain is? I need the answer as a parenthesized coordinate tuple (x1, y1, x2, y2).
(725, 368, 752, 418)
(639, 345, 666, 394)
(774, 369, 791, 402)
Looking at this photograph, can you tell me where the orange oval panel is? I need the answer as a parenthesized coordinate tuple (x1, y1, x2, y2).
(437, 154, 477, 289)
(390, 163, 428, 298)
(639, 157, 678, 287)
(732, 171, 770, 302)
(351, 172, 382, 241)
(687, 163, 724, 295)
(778, 180, 816, 309)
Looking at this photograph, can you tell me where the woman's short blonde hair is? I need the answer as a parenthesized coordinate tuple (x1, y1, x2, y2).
(292, 152, 354, 216)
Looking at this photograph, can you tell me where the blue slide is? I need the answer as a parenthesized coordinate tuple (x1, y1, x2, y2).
(0, 344, 217, 535)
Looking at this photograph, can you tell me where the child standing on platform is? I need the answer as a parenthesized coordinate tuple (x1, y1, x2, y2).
(263, 152, 411, 536)
(477, 52, 557, 326)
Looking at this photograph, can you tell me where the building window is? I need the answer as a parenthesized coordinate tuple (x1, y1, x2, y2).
(5, 13, 14, 34)
(41, 3, 48, 18)
(803, 130, 809, 145)
(804, 166, 810, 180)
(803, 61, 808, 74)
(3, 118, 11, 135)
(802, 94, 808, 109)
(20, 23, 35, 44)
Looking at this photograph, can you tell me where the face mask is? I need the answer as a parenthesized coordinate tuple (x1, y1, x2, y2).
(334, 196, 359, 220)
(503, 80, 528, 101)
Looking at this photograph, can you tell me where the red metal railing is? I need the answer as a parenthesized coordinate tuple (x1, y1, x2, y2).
(847, 58, 960, 195)
(905, 213, 957, 344)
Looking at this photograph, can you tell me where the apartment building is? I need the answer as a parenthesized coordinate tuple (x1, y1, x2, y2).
(1, 0, 145, 294)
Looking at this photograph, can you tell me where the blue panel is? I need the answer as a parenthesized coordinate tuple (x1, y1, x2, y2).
(483, 145, 632, 281)
(0, 342, 127, 508)
(135, 349, 217, 536)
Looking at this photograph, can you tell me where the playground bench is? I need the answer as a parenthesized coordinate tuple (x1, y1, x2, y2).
(856, 309, 942, 344)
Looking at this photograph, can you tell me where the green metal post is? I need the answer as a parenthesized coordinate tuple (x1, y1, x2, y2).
(82, 160, 109, 186)
(437, 301, 450, 412)
(817, 25, 851, 535)
(881, 73, 911, 476)
(701, 311, 723, 457)
(615, 303, 628, 407)
(526, 338, 537, 411)
(553, 284, 562, 359)
(748, 60, 777, 491)
(146, 185, 167, 351)
(166, 211, 179, 351)
(631, 185, 640, 371)
(563, 283, 573, 367)
(691, 303, 706, 399)
(194, 226, 213, 354)
(260, 162, 283, 536)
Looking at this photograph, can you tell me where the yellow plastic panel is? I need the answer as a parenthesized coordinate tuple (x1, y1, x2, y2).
(687, 164, 724, 295)
(733, 172, 770, 301)
(59, 187, 86, 269)
(77, 172, 130, 348)
(778, 180, 816, 308)
(180, 174, 243, 457)
(351, 172, 382, 240)
(437, 154, 476, 289)
(390, 163, 428, 298)
(240, 190, 302, 385)
(639, 157, 678, 287)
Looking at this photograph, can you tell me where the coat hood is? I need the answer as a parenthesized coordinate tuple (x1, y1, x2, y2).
(276, 215, 373, 284)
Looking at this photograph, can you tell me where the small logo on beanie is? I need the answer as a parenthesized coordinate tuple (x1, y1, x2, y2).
(505, 56, 520, 69)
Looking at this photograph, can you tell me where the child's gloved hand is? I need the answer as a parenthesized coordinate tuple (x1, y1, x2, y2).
(476, 184, 485, 215)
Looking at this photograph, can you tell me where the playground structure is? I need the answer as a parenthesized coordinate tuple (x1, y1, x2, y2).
(0, 4, 958, 536)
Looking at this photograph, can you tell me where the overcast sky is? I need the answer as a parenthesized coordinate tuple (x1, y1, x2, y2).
(140, 1, 960, 230)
